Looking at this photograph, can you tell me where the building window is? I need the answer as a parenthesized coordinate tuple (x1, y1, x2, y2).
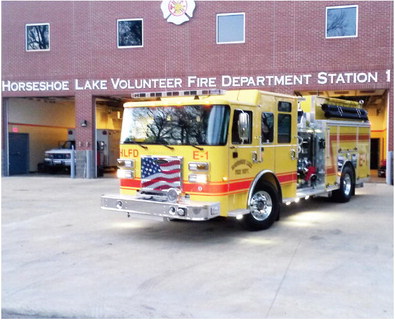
(117, 19, 143, 48)
(326, 5, 358, 38)
(26, 23, 50, 51)
(216, 13, 245, 44)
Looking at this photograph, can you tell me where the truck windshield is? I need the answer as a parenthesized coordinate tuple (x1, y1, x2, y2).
(121, 105, 230, 146)
(61, 141, 75, 149)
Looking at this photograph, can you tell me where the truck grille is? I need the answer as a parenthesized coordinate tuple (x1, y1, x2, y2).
(52, 154, 67, 159)
(141, 156, 182, 192)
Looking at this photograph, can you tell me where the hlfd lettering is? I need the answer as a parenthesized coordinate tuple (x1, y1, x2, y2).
(120, 148, 139, 158)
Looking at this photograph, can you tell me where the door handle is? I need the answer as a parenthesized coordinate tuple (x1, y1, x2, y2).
(290, 149, 297, 160)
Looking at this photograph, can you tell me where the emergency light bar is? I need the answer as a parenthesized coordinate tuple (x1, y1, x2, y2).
(132, 89, 226, 99)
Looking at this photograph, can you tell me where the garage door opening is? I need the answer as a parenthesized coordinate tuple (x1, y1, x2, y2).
(5, 96, 75, 176)
(94, 96, 125, 178)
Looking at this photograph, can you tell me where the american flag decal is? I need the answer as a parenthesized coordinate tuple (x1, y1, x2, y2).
(141, 156, 182, 191)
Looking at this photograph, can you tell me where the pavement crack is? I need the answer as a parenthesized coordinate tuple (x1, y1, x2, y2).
(265, 238, 302, 318)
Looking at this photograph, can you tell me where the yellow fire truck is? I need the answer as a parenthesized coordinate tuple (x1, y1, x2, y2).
(101, 89, 370, 230)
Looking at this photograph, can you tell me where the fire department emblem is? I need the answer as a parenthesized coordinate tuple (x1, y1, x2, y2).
(161, 0, 196, 25)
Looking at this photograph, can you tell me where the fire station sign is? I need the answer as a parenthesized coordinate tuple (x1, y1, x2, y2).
(2, 70, 391, 93)
(161, 0, 196, 25)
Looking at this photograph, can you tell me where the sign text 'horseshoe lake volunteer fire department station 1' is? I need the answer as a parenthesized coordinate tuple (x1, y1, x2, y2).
(2, 71, 391, 93)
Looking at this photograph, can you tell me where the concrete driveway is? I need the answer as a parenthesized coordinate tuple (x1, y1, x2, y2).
(1, 176, 393, 318)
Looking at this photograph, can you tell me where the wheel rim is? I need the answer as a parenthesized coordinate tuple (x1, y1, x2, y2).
(249, 191, 273, 221)
(343, 173, 352, 196)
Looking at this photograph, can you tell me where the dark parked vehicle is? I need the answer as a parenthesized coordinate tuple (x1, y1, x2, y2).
(378, 160, 386, 178)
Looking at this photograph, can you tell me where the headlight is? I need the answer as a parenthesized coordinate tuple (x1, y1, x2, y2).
(188, 162, 209, 171)
(45, 153, 53, 159)
(118, 159, 134, 168)
(117, 169, 134, 179)
(189, 174, 208, 184)
(65, 154, 71, 159)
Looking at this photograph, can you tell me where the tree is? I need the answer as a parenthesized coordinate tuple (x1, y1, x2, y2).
(327, 7, 356, 37)
(118, 20, 142, 47)
(26, 24, 49, 50)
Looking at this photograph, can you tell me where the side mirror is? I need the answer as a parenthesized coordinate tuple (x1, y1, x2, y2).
(238, 112, 250, 142)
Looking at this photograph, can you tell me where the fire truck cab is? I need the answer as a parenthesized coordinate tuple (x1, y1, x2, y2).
(101, 89, 370, 230)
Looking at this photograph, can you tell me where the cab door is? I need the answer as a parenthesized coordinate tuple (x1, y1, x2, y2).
(274, 100, 297, 200)
(228, 108, 256, 211)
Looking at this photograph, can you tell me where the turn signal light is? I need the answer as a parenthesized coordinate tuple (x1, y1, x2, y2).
(188, 162, 209, 171)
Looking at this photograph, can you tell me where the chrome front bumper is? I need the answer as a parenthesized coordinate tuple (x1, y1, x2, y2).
(44, 159, 71, 167)
(101, 194, 221, 221)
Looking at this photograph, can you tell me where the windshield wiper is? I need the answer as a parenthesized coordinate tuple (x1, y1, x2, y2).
(161, 143, 175, 150)
(124, 139, 148, 149)
(191, 144, 204, 151)
(155, 139, 175, 150)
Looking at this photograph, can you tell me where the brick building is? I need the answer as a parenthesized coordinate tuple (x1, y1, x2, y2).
(2, 1, 393, 181)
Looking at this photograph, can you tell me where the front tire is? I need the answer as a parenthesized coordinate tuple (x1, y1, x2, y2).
(241, 182, 280, 231)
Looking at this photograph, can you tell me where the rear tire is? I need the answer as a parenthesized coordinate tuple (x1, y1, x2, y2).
(241, 182, 280, 231)
(332, 166, 354, 203)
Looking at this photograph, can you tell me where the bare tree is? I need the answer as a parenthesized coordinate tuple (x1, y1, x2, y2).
(118, 20, 142, 47)
(327, 7, 356, 37)
(327, 11, 347, 36)
(26, 25, 49, 50)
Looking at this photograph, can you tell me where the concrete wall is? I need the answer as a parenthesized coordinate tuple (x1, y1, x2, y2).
(96, 104, 122, 130)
